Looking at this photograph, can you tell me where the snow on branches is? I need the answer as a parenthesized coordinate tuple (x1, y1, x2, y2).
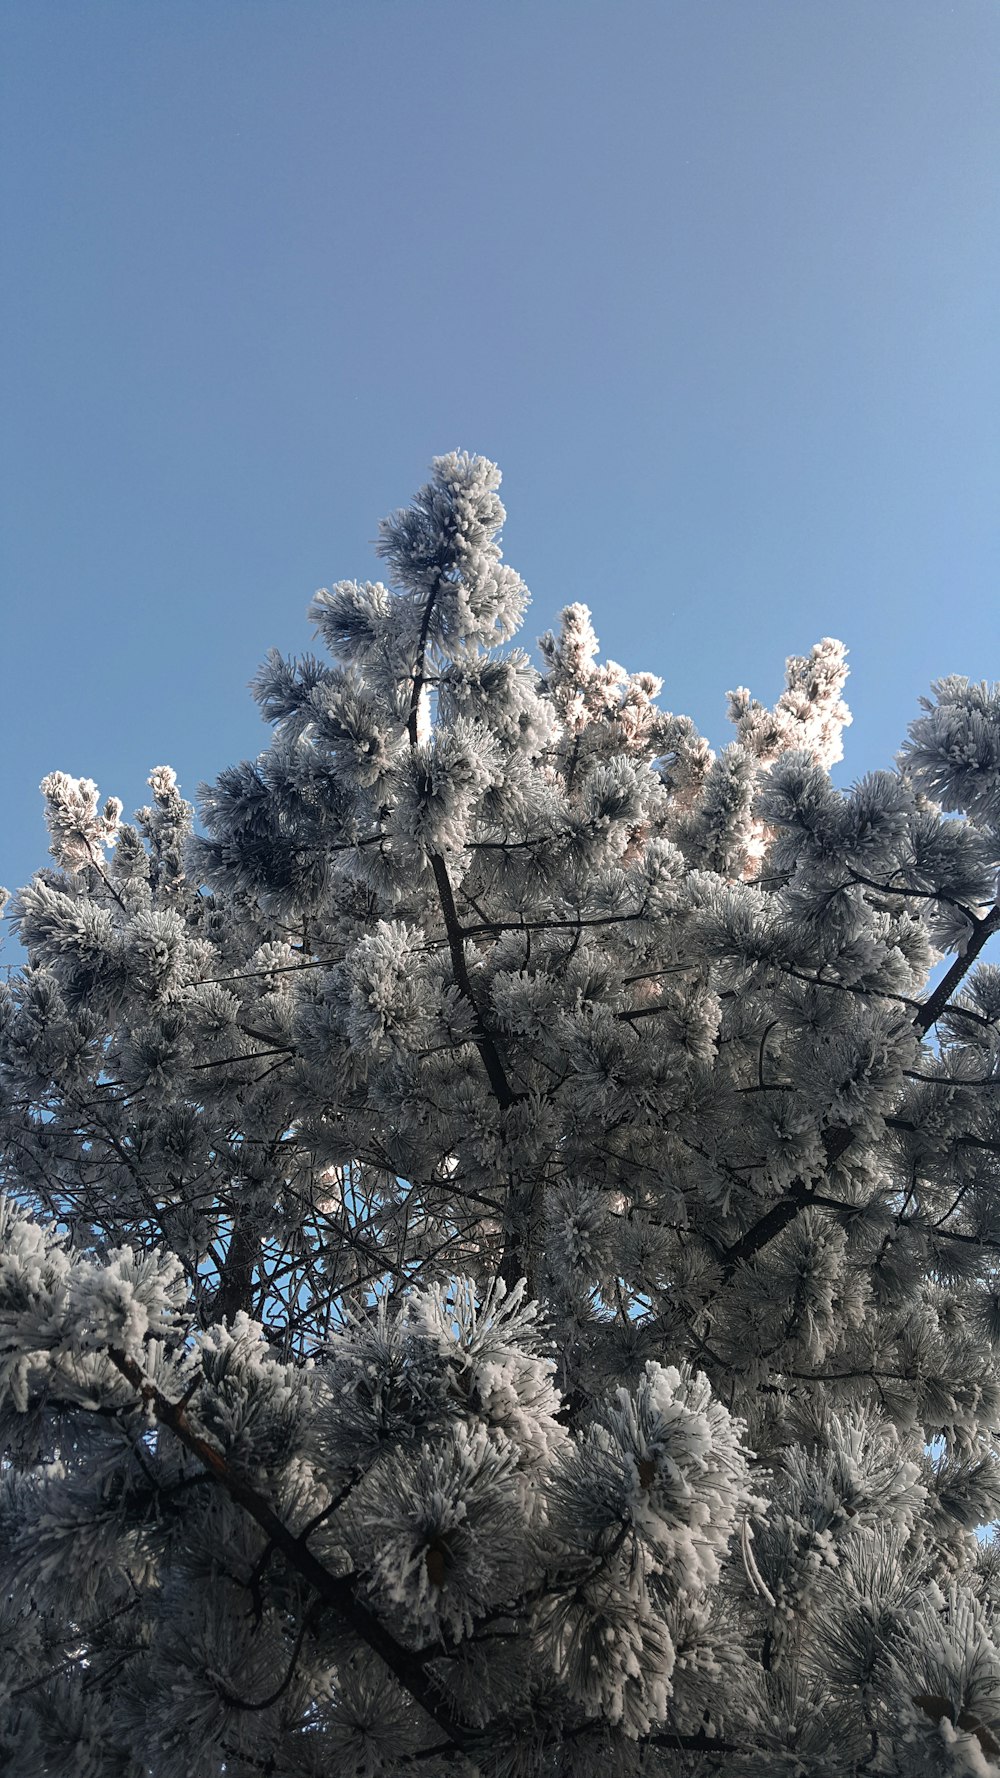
(1, 453, 999, 1775)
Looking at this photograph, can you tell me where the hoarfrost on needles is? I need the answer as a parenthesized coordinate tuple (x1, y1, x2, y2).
(1, 454, 999, 1774)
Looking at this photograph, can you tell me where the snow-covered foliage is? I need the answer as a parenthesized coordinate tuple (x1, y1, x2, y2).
(1, 451, 999, 1775)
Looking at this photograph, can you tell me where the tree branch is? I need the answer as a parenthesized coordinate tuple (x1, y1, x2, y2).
(407, 577, 442, 746)
(429, 852, 518, 1111)
(718, 1127, 855, 1280)
(713, 908, 1000, 1284)
(106, 1347, 469, 1750)
(214, 1209, 260, 1323)
(915, 904, 1000, 1035)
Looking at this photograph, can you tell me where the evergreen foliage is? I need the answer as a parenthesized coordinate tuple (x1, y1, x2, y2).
(1, 454, 999, 1774)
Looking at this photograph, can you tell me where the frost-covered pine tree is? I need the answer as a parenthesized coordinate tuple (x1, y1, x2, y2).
(2, 454, 1000, 1777)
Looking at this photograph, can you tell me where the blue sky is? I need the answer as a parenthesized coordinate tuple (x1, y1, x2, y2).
(2, 0, 998, 919)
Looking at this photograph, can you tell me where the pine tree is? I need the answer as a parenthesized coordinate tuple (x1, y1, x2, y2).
(1, 453, 999, 1775)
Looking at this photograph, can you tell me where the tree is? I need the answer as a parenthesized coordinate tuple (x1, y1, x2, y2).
(1, 453, 999, 1777)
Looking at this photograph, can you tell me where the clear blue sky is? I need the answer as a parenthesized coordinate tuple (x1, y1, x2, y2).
(2, 1, 998, 916)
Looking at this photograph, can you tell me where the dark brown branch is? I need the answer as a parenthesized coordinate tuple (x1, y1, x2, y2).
(407, 578, 442, 746)
(718, 1127, 856, 1281)
(461, 911, 648, 938)
(650, 1726, 740, 1757)
(11, 1600, 141, 1699)
(404, 579, 519, 1122)
(214, 1210, 260, 1323)
(106, 1347, 468, 1750)
(916, 904, 1000, 1035)
(713, 910, 1000, 1284)
(718, 1180, 814, 1280)
(429, 853, 518, 1111)
(217, 1603, 318, 1712)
